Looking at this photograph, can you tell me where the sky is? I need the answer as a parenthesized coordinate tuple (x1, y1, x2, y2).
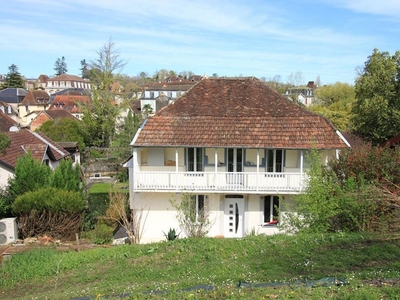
(0, 0, 399, 85)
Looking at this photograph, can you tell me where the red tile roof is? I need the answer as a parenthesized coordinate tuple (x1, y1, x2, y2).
(0, 129, 69, 169)
(134, 77, 348, 149)
(19, 90, 50, 106)
(0, 111, 18, 132)
(49, 95, 90, 113)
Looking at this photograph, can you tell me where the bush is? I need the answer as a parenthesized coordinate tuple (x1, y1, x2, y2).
(83, 192, 110, 231)
(12, 187, 86, 238)
(81, 222, 113, 245)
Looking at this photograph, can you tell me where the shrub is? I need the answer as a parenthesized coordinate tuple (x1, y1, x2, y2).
(12, 187, 86, 239)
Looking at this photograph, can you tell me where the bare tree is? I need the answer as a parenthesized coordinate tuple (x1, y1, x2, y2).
(103, 190, 148, 244)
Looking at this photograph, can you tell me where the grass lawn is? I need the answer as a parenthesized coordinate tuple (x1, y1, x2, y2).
(88, 182, 128, 194)
(1, 233, 400, 299)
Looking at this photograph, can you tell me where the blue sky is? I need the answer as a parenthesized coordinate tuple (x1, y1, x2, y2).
(1, 0, 399, 85)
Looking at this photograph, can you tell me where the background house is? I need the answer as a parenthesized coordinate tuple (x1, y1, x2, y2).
(137, 76, 201, 115)
(0, 129, 70, 188)
(29, 109, 77, 131)
(126, 77, 349, 243)
(285, 81, 317, 105)
(48, 95, 90, 120)
(17, 90, 50, 125)
(45, 74, 91, 95)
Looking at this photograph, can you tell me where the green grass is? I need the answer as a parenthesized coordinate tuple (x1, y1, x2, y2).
(88, 182, 128, 194)
(1, 233, 400, 299)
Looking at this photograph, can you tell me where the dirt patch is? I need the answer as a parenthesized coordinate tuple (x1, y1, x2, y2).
(364, 278, 400, 287)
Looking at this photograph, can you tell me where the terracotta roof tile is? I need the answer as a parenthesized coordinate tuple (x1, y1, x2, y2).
(134, 77, 348, 149)
(0, 129, 69, 169)
(0, 111, 18, 132)
(49, 95, 90, 113)
(19, 90, 50, 106)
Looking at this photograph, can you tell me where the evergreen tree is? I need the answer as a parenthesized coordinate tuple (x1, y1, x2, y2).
(54, 56, 68, 75)
(50, 159, 83, 192)
(2, 64, 25, 89)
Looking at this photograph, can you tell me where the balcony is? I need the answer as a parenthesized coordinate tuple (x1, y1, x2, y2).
(133, 171, 306, 194)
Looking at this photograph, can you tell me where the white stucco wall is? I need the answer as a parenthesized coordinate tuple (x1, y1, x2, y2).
(0, 168, 14, 189)
(131, 192, 295, 244)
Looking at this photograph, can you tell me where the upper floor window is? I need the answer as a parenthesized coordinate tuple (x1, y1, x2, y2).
(187, 148, 203, 171)
(266, 149, 283, 172)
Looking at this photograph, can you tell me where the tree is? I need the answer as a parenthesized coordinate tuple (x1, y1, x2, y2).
(82, 38, 127, 147)
(0, 133, 11, 155)
(287, 71, 304, 87)
(80, 59, 91, 79)
(351, 49, 400, 145)
(308, 82, 355, 131)
(0, 153, 51, 217)
(37, 118, 87, 152)
(314, 82, 355, 107)
(2, 64, 25, 89)
(54, 56, 68, 76)
(50, 159, 83, 192)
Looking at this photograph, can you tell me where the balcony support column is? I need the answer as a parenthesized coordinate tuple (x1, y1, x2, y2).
(175, 148, 179, 191)
(256, 149, 260, 192)
(133, 148, 139, 190)
(300, 150, 304, 190)
(214, 148, 218, 188)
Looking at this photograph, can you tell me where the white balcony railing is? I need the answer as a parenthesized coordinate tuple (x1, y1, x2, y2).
(133, 171, 305, 193)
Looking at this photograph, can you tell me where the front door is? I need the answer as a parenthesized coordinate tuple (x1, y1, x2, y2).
(224, 197, 244, 238)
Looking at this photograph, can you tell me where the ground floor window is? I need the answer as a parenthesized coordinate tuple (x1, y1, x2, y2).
(264, 195, 279, 223)
(191, 195, 205, 222)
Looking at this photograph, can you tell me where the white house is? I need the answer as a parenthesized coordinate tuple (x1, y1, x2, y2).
(126, 77, 349, 244)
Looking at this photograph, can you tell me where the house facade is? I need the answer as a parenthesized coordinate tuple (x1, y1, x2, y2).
(285, 81, 317, 105)
(17, 90, 51, 125)
(138, 77, 201, 115)
(45, 74, 91, 95)
(126, 77, 349, 244)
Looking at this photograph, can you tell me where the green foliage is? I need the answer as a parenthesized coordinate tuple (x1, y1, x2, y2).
(12, 187, 85, 214)
(309, 83, 355, 131)
(50, 159, 83, 192)
(2, 64, 25, 89)
(0, 132, 11, 154)
(351, 48, 400, 145)
(83, 192, 110, 230)
(7, 153, 51, 199)
(283, 150, 341, 233)
(284, 146, 400, 234)
(54, 56, 68, 76)
(81, 222, 114, 245)
(314, 82, 355, 107)
(37, 118, 87, 152)
(163, 228, 180, 241)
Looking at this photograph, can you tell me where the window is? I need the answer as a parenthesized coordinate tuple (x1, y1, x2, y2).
(191, 195, 205, 222)
(267, 149, 283, 172)
(187, 148, 203, 171)
(264, 195, 279, 223)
